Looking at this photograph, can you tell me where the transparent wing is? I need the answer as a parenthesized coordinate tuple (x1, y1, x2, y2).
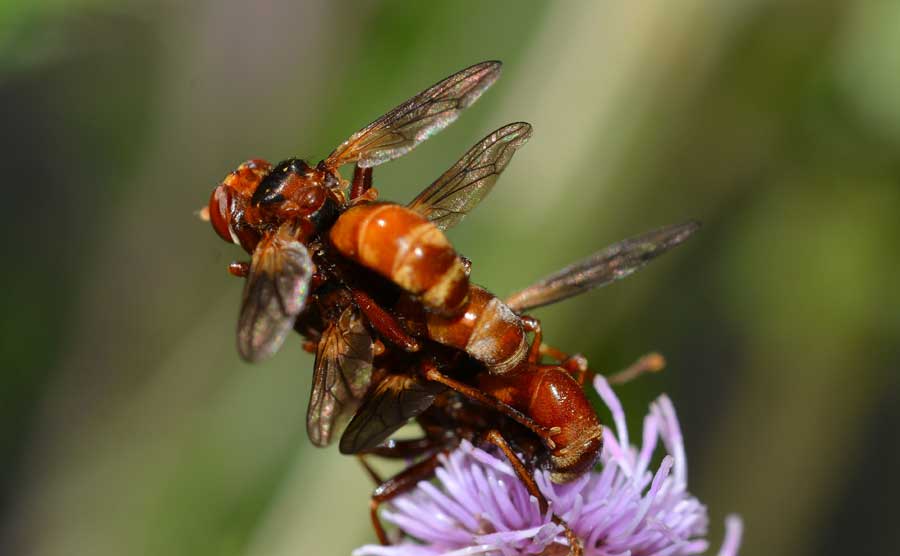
(306, 306, 374, 447)
(338, 373, 441, 455)
(407, 122, 532, 231)
(325, 61, 502, 169)
(505, 221, 701, 313)
(237, 225, 314, 362)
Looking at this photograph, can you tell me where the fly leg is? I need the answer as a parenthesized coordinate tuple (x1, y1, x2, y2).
(539, 344, 665, 386)
(607, 352, 666, 385)
(357, 455, 384, 485)
(520, 316, 543, 364)
(301, 340, 317, 354)
(365, 452, 443, 545)
(228, 261, 250, 278)
(522, 318, 594, 388)
(538, 343, 592, 385)
(350, 165, 377, 202)
(420, 362, 560, 450)
(483, 430, 583, 556)
(352, 290, 420, 352)
(356, 437, 444, 486)
(357, 436, 449, 540)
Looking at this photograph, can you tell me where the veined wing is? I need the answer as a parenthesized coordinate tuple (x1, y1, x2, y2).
(237, 224, 314, 362)
(325, 61, 502, 169)
(307, 305, 374, 447)
(339, 373, 441, 455)
(408, 122, 532, 231)
(505, 221, 700, 313)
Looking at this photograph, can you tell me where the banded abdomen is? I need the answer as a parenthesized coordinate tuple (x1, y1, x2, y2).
(329, 203, 469, 316)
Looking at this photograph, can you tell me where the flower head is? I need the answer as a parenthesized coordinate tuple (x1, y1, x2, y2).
(355, 376, 742, 556)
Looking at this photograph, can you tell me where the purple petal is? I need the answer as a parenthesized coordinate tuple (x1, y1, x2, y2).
(594, 375, 629, 449)
(717, 515, 743, 556)
(356, 380, 743, 556)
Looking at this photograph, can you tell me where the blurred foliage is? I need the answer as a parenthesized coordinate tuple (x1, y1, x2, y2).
(1, 1, 899, 556)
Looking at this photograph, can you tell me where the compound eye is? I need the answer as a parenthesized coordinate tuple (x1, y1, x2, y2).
(209, 185, 237, 244)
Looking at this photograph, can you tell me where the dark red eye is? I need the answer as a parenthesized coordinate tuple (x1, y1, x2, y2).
(209, 184, 236, 244)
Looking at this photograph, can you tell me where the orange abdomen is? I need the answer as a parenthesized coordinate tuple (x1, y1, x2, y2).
(421, 285, 528, 374)
(477, 367, 603, 483)
(330, 203, 469, 315)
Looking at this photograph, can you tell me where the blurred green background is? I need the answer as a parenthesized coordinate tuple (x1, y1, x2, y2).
(2, 1, 899, 555)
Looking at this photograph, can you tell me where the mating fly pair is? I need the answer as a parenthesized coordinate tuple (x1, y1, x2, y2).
(202, 61, 698, 551)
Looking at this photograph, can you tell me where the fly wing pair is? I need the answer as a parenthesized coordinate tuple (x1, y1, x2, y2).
(236, 61, 507, 364)
(234, 62, 531, 446)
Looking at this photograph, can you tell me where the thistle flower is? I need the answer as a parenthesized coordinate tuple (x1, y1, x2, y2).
(354, 376, 743, 556)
